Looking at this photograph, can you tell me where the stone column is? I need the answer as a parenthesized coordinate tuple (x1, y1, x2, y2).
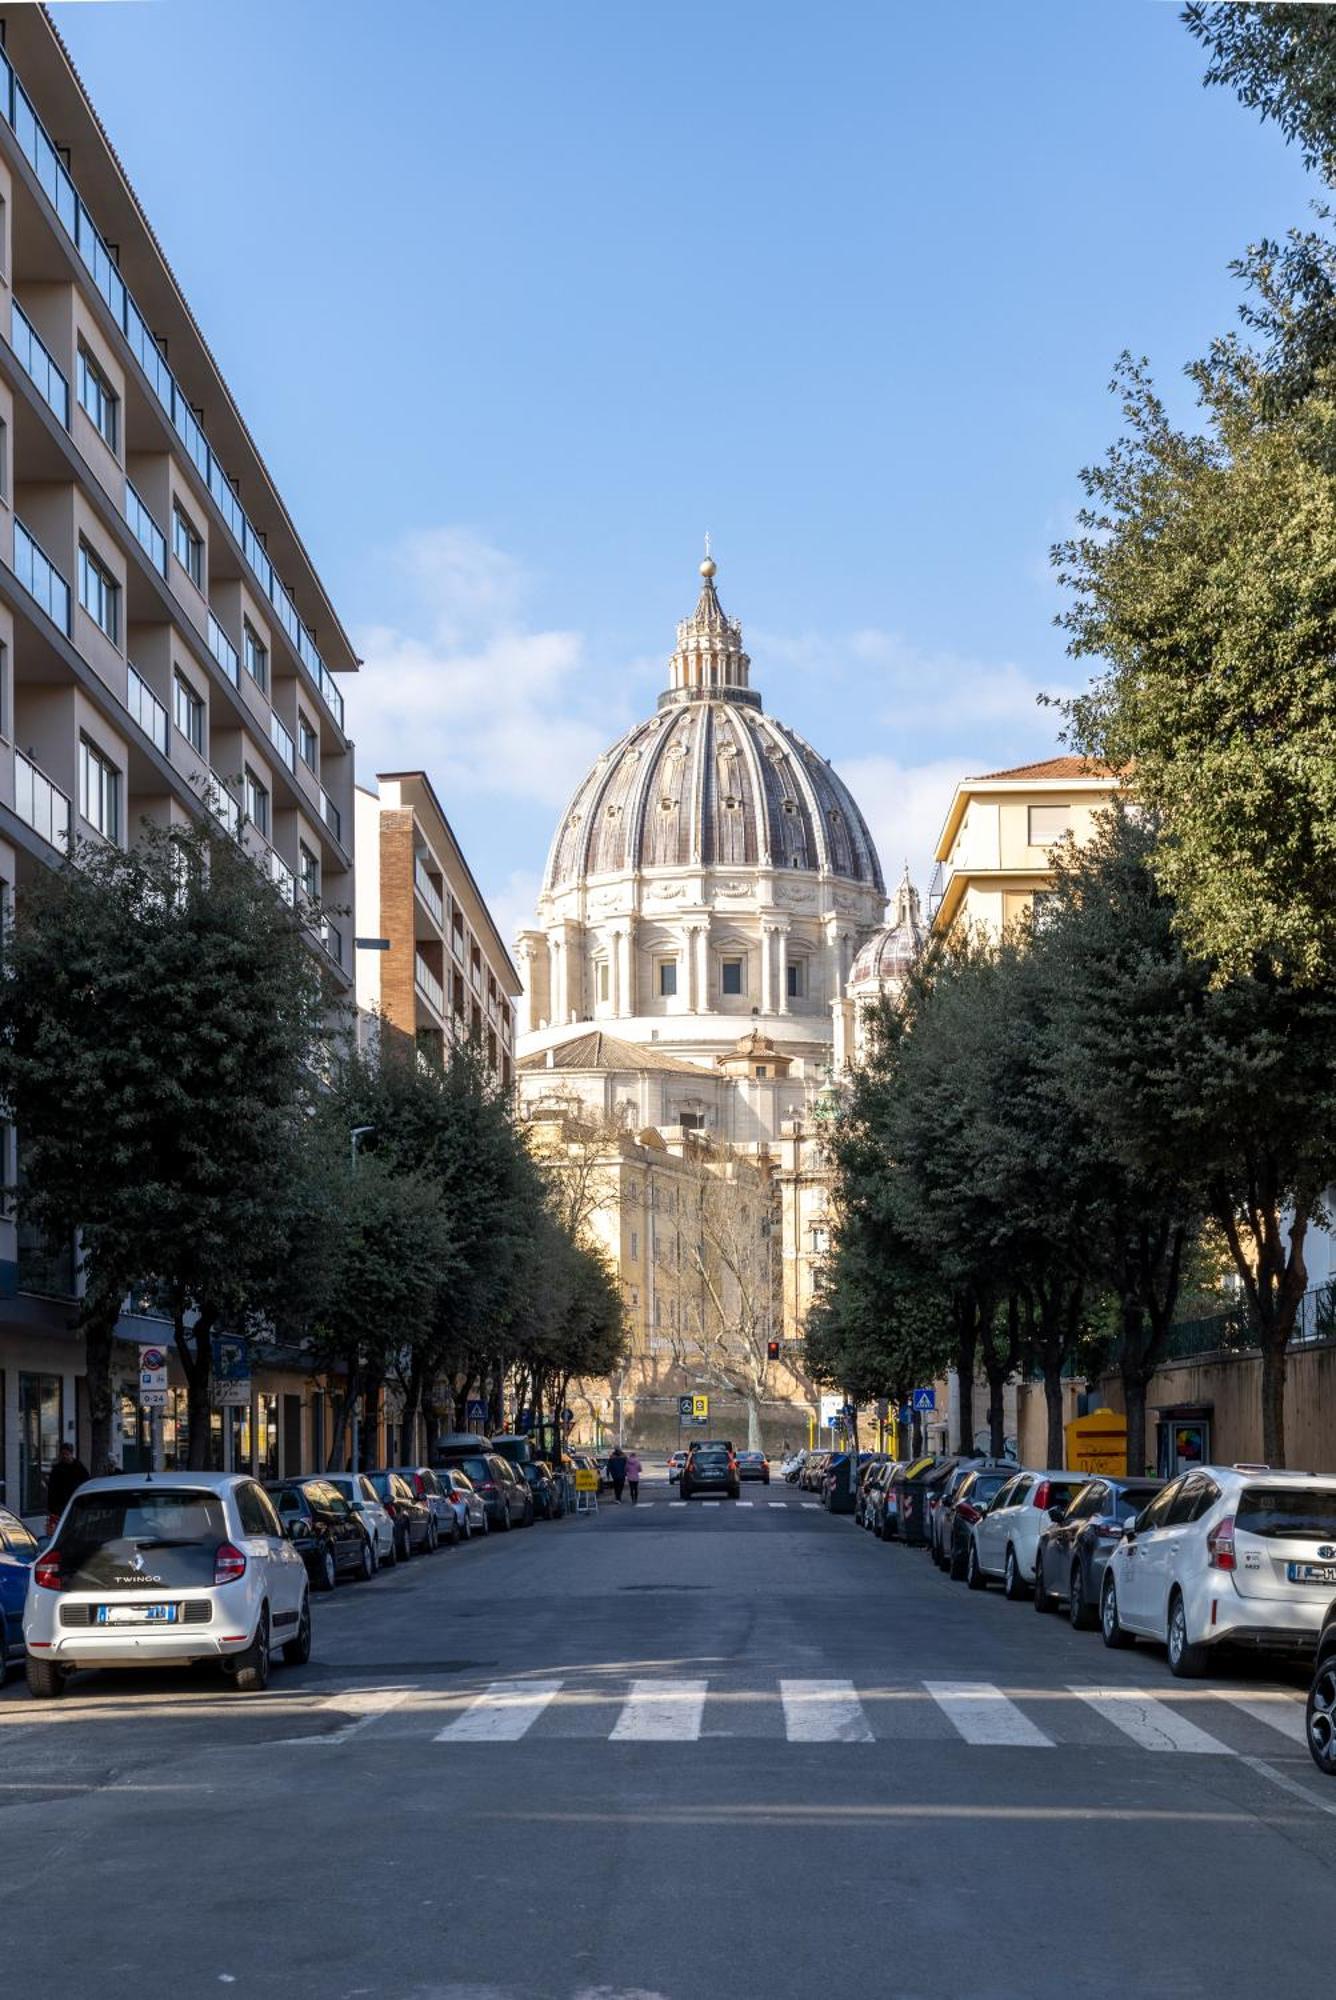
(760, 922, 776, 1015)
(776, 921, 791, 1014)
(609, 927, 623, 1016)
(548, 935, 564, 1025)
(694, 921, 710, 1011)
(620, 920, 637, 1017)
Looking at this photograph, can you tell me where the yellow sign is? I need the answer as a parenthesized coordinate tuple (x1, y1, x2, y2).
(692, 1393, 709, 1419)
(574, 1468, 598, 1493)
(1065, 1408, 1128, 1477)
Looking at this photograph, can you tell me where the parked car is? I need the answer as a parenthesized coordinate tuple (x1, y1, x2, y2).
(928, 1458, 986, 1567)
(800, 1453, 829, 1492)
(397, 1466, 461, 1547)
(519, 1460, 562, 1520)
(0, 1506, 39, 1683)
(23, 1472, 309, 1697)
(266, 1478, 376, 1590)
(367, 1470, 435, 1559)
(853, 1459, 890, 1527)
(1033, 1475, 1165, 1628)
(440, 1451, 531, 1530)
(1100, 1465, 1336, 1676)
(782, 1451, 808, 1484)
(967, 1469, 1085, 1598)
(863, 1461, 902, 1536)
(322, 1473, 398, 1567)
(488, 1435, 535, 1467)
(668, 1451, 688, 1484)
(736, 1451, 771, 1485)
(681, 1445, 740, 1500)
(944, 1465, 1016, 1578)
(440, 1468, 488, 1538)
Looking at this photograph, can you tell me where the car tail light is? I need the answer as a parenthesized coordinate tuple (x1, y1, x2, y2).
(413, 1475, 425, 1495)
(214, 1542, 247, 1585)
(480, 1481, 496, 1493)
(34, 1550, 62, 1591)
(956, 1501, 980, 1525)
(383, 1500, 397, 1518)
(1033, 1482, 1051, 1510)
(1207, 1514, 1237, 1571)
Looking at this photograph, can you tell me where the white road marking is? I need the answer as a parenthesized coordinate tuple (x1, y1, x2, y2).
(1216, 1689, 1308, 1747)
(1071, 1686, 1232, 1754)
(769, 1502, 787, 1509)
(926, 1681, 1053, 1748)
(703, 1501, 721, 1509)
(434, 1680, 563, 1742)
(737, 1501, 754, 1508)
(285, 1685, 417, 1746)
(801, 1503, 820, 1511)
(1240, 1753, 1336, 1819)
(669, 1501, 687, 1508)
(780, 1678, 874, 1742)
(610, 1678, 708, 1741)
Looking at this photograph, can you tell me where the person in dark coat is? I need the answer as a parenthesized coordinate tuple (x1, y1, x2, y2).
(606, 1446, 628, 1502)
(46, 1442, 89, 1530)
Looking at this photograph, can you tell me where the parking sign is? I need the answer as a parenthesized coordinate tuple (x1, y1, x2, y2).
(139, 1344, 168, 1410)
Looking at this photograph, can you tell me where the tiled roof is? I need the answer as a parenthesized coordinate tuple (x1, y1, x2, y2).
(519, 1032, 707, 1077)
(969, 756, 1117, 783)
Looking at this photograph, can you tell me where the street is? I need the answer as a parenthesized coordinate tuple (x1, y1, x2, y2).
(2, 1473, 1334, 2000)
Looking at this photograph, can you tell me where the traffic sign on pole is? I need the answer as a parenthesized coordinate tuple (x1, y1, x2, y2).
(692, 1393, 709, 1420)
(912, 1387, 937, 1413)
(678, 1395, 694, 1420)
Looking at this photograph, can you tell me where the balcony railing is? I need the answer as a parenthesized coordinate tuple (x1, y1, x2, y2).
(14, 748, 69, 850)
(414, 857, 444, 926)
(13, 519, 70, 634)
(207, 612, 239, 689)
(927, 859, 946, 918)
(414, 953, 446, 1016)
(269, 713, 296, 774)
(11, 300, 68, 426)
(127, 663, 168, 756)
(202, 769, 240, 838)
(0, 51, 347, 733)
(320, 787, 342, 845)
(267, 845, 296, 906)
(125, 480, 167, 576)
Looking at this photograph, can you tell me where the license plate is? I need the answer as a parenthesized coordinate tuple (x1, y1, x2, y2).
(96, 1603, 178, 1625)
(1286, 1563, 1336, 1586)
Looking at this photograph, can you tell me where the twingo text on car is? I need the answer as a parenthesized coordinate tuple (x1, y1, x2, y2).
(681, 1445, 741, 1500)
(1033, 1474, 1165, 1628)
(366, 1470, 434, 1559)
(23, 1471, 309, 1698)
(735, 1451, 771, 1485)
(966, 1469, 1085, 1598)
(323, 1472, 398, 1566)
(440, 1468, 488, 1538)
(0, 1505, 39, 1683)
(265, 1477, 376, 1590)
(1100, 1465, 1336, 1677)
(943, 1465, 1016, 1578)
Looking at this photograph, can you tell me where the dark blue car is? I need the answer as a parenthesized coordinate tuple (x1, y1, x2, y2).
(0, 1506, 39, 1682)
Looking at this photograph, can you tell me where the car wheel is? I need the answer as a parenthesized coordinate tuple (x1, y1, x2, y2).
(25, 1654, 65, 1699)
(497, 1504, 511, 1531)
(446, 1512, 460, 1546)
(1003, 1546, 1029, 1601)
(358, 1537, 374, 1582)
(966, 1538, 988, 1591)
(1307, 1655, 1336, 1776)
(282, 1593, 312, 1667)
(1069, 1563, 1096, 1631)
(460, 1514, 471, 1541)
(397, 1524, 413, 1561)
(233, 1606, 271, 1692)
(1166, 1590, 1208, 1678)
(1033, 1554, 1053, 1612)
(948, 1536, 968, 1581)
(366, 1535, 379, 1574)
(1101, 1574, 1135, 1650)
(315, 1547, 337, 1593)
(425, 1518, 439, 1553)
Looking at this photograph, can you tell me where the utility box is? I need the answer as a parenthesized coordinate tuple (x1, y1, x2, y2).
(1064, 1408, 1127, 1477)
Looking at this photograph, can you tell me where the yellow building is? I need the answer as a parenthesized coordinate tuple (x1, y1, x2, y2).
(928, 756, 1119, 939)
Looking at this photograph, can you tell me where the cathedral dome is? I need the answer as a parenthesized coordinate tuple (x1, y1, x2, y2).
(544, 564, 883, 897)
(848, 867, 926, 989)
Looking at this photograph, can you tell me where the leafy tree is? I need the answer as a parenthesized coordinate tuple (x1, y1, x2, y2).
(1185, 4, 1336, 180)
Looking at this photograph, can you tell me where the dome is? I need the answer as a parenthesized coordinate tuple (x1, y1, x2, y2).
(848, 867, 926, 988)
(544, 565, 883, 897)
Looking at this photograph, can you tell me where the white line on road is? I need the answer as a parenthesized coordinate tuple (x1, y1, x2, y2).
(1216, 1689, 1308, 1747)
(769, 1502, 787, 1509)
(669, 1501, 687, 1508)
(780, 1678, 874, 1743)
(283, 1685, 417, 1746)
(610, 1678, 708, 1741)
(703, 1501, 721, 1509)
(926, 1681, 1053, 1748)
(801, 1503, 820, 1511)
(737, 1501, 754, 1508)
(1071, 1686, 1232, 1754)
(435, 1681, 563, 1743)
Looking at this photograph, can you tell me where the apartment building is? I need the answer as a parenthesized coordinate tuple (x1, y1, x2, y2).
(355, 773, 520, 1086)
(928, 756, 1119, 939)
(0, 12, 358, 1510)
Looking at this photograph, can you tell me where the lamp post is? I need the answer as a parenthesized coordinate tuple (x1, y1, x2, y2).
(348, 1126, 375, 1470)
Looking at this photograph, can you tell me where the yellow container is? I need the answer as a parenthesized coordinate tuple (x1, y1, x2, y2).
(1064, 1408, 1127, 1477)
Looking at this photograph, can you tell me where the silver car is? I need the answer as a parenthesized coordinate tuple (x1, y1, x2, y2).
(440, 1468, 488, 1538)
(324, 1472, 398, 1567)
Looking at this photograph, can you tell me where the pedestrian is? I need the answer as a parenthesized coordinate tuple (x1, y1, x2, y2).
(606, 1443, 628, 1502)
(46, 1441, 89, 1533)
(626, 1448, 642, 1504)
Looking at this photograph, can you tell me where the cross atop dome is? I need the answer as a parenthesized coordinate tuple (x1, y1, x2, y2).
(665, 547, 755, 707)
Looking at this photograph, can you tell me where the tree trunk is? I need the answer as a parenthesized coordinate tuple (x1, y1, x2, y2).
(745, 1393, 762, 1451)
(175, 1304, 217, 1471)
(1260, 1334, 1288, 1469)
(1122, 1365, 1149, 1478)
(1042, 1365, 1064, 1470)
(954, 1315, 977, 1457)
(79, 1290, 122, 1475)
(402, 1352, 426, 1466)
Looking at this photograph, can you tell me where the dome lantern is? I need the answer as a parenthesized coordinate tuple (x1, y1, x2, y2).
(664, 552, 756, 708)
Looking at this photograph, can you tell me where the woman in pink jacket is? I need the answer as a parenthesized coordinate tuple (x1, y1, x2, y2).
(625, 1450, 643, 1505)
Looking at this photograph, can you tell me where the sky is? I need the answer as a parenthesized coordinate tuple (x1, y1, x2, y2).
(52, 0, 1319, 945)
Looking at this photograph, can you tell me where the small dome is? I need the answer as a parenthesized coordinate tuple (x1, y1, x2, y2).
(849, 869, 925, 990)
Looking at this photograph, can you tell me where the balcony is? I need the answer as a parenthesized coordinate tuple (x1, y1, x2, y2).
(14, 748, 69, 850)
(202, 768, 240, 838)
(269, 712, 296, 775)
(206, 612, 239, 689)
(13, 519, 70, 634)
(266, 844, 296, 905)
(11, 301, 68, 426)
(125, 481, 167, 577)
(127, 662, 168, 756)
(320, 786, 342, 845)
(927, 859, 946, 918)
(414, 857, 444, 926)
(414, 953, 445, 1017)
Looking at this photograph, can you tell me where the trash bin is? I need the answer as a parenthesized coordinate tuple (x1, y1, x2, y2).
(891, 1456, 938, 1545)
(825, 1453, 859, 1515)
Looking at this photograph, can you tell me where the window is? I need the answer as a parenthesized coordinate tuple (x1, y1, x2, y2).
(244, 766, 269, 838)
(721, 958, 743, 995)
(298, 711, 318, 771)
(243, 622, 268, 692)
(0, 414, 8, 501)
(1135, 1481, 1181, 1532)
(172, 503, 203, 588)
(299, 843, 319, 900)
(630, 1231, 639, 1260)
(77, 542, 119, 642)
(659, 960, 678, 998)
(78, 737, 119, 840)
(173, 670, 204, 752)
(77, 345, 118, 451)
(1028, 803, 1073, 847)
(787, 960, 805, 1000)
(755, 1065, 768, 1079)
(597, 961, 610, 1003)
(236, 1482, 273, 1538)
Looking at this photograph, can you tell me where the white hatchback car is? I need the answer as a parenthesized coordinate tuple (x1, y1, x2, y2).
(324, 1472, 398, 1566)
(967, 1468, 1087, 1599)
(24, 1471, 309, 1698)
(1100, 1465, 1336, 1677)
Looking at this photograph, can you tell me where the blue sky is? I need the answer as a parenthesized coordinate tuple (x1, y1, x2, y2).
(54, 0, 1316, 939)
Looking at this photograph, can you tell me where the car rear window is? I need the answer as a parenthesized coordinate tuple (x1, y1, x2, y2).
(1115, 1485, 1162, 1519)
(973, 1473, 1010, 1501)
(458, 1457, 491, 1483)
(1237, 1487, 1336, 1540)
(1036, 1483, 1080, 1509)
(59, 1488, 226, 1552)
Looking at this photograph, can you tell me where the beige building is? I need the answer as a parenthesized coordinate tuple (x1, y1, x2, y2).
(0, 12, 358, 1508)
(355, 772, 520, 1086)
(928, 756, 1118, 939)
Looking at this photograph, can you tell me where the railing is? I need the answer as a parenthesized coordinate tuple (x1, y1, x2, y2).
(206, 612, 239, 689)
(13, 519, 70, 634)
(0, 48, 346, 732)
(269, 712, 296, 774)
(927, 859, 946, 918)
(202, 769, 240, 838)
(127, 663, 168, 755)
(11, 300, 68, 426)
(414, 953, 445, 1016)
(414, 857, 444, 925)
(322, 920, 343, 969)
(267, 845, 296, 905)
(1163, 1280, 1336, 1361)
(320, 787, 342, 845)
(14, 748, 70, 850)
(125, 480, 167, 576)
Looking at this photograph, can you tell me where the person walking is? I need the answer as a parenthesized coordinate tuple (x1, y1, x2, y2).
(606, 1444, 628, 1502)
(626, 1449, 643, 1505)
(45, 1441, 89, 1533)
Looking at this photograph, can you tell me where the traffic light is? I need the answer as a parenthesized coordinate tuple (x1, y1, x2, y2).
(766, 1340, 781, 1360)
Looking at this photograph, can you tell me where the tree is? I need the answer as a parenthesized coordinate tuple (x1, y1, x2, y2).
(1185, 5, 1336, 181)
(662, 1137, 778, 1451)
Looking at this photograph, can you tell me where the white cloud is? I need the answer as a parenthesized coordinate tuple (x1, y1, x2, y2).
(487, 865, 545, 959)
(840, 754, 969, 895)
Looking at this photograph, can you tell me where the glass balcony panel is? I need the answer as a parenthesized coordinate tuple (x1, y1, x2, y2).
(12, 302, 69, 427)
(14, 520, 71, 634)
(125, 481, 167, 575)
(206, 612, 240, 689)
(127, 664, 169, 755)
(14, 750, 70, 851)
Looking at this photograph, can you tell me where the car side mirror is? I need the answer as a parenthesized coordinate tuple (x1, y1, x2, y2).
(1122, 1518, 1138, 1539)
(1048, 1506, 1066, 1523)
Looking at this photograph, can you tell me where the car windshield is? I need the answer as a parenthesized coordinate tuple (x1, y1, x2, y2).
(1236, 1487, 1336, 1540)
(973, 1473, 1011, 1502)
(449, 1472, 475, 1493)
(58, 1488, 226, 1553)
(458, 1458, 492, 1483)
(1115, 1485, 1162, 1518)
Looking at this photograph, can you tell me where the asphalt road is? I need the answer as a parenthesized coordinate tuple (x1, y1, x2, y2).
(4, 1473, 1336, 2000)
